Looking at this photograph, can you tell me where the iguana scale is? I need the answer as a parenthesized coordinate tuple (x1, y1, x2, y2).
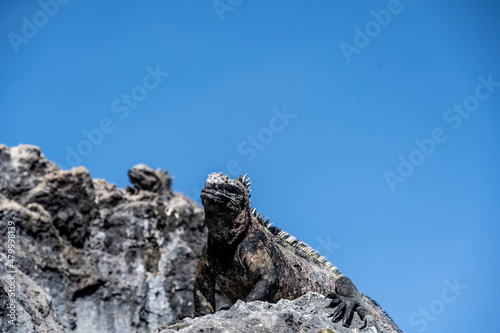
(194, 172, 401, 331)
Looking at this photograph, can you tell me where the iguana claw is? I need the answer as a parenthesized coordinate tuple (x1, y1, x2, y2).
(326, 292, 367, 327)
(194, 173, 401, 332)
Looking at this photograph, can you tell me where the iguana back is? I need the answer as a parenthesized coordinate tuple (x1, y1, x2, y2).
(194, 172, 402, 332)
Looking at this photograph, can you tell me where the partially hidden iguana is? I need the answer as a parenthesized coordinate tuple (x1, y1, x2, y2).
(194, 172, 402, 332)
(126, 163, 173, 199)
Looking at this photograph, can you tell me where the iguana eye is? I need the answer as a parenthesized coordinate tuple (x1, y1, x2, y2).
(225, 187, 240, 195)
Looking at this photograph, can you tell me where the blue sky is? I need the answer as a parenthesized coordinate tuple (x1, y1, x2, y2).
(1, 1, 499, 332)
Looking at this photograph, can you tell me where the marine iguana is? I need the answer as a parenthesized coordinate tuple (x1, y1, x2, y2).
(126, 163, 172, 199)
(194, 172, 402, 331)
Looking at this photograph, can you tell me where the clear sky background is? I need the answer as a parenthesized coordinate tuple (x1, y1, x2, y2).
(1, 1, 499, 332)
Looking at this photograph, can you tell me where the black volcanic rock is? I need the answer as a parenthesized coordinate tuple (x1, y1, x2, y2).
(0, 144, 220, 332)
(0, 144, 399, 333)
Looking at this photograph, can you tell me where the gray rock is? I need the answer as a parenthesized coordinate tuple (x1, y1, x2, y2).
(0, 253, 66, 333)
(0, 144, 398, 333)
(0, 144, 224, 332)
(155, 292, 394, 333)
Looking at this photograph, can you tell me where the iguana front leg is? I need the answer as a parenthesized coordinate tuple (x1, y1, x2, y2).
(194, 249, 216, 315)
(242, 243, 279, 303)
(244, 273, 279, 302)
(327, 276, 367, 327)
(218, 272, 279, 312)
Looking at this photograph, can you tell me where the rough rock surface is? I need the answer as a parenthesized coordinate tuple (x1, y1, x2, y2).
(0, 144, 224, 333)
(0, 253, 66, 333)
(156, 292, 386, 333)
(0, 144, 399, 333)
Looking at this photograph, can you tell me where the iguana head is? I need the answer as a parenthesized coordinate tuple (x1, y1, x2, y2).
(127, 164, 172, 197)
(200, 173, 251, 244)
(128, 164, 161, 191)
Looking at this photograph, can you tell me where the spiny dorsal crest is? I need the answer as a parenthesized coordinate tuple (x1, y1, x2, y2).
(155, 168, 172, 191)
(237, 173, 252, 198)
(238, 173, 342, 277)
